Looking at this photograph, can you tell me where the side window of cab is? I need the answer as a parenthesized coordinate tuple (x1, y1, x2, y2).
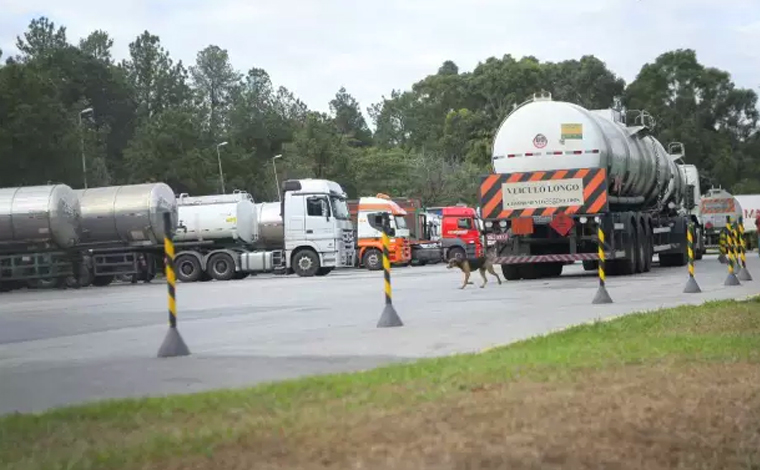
(306, 197, 329, 217)
(457, 217, 473, 230)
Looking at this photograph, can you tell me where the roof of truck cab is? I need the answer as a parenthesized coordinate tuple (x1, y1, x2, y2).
(357, 196, 407, 215)
(291, 178, 347, 197)
(441, 206, 476, 217)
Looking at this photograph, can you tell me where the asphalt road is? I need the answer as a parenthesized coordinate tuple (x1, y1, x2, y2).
(1, 254, 758, 415)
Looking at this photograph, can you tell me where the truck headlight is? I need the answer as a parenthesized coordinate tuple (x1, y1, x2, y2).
(499, 220, 507, 228)
(485, 221, 493, 228)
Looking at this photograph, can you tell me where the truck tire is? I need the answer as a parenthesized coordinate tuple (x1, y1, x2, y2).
(175, 255, 201, 283)
(92, 275, 114, 287)
(362, 249, 382, 271)
(293, 249, 320, 277)
(501, 264, 521, 281)
(582, 260, 598, 272)
(635, 223, 646, 274)
(207, 253, 236, 281)
(315, 267, 334, 276)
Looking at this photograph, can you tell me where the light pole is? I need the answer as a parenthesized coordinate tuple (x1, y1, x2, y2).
(215, 141, 228, 194)
(272, 154, 282, 202)
(79, 107, 93, 189)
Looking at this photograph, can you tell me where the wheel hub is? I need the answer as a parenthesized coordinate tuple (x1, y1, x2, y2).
(298, 256, 313, 271)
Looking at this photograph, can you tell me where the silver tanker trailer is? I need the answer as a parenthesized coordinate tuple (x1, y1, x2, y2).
(479, 92, 704, 280)
(172, 178, 356, 282)
(0, 182, 177, 290)
(74, 183, 178, 286)
(0, 184, 83, 290)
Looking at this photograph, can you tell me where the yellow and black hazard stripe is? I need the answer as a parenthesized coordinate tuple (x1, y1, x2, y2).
(479, 167, 609, 219)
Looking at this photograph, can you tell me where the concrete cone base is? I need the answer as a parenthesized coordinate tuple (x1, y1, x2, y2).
(592, 285, 613, 304)
(377, 303, 403, 328)
(724, 273, 741, 286)
(718, 254, 728, 264)
(157, 327, 191, 358)
(683, 276, 702, 293)
(738, 267, 753, 281)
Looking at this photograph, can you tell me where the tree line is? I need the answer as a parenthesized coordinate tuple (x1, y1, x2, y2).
(1, 17, 759, 207)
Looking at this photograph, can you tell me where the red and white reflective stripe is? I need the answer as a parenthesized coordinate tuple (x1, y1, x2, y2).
(494, 253, 606, 264)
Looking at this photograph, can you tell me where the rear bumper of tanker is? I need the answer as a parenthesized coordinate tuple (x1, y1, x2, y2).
(479, 167, 688, 267)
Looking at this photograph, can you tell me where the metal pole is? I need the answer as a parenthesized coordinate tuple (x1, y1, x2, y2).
(79, 113, 87, 189)
(216, 146, 226, 194)
(272, 155, 282, 202)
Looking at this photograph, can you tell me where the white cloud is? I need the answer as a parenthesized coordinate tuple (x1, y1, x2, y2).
(1, 0, 759, 120)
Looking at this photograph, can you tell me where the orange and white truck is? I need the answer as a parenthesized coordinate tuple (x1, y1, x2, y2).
(347, 194, 412, 270)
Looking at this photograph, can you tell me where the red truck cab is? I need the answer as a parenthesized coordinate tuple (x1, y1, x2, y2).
(440, 206, 483, 261)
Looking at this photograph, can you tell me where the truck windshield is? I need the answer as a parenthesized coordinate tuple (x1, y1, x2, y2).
(394, 216, 408, 229)
(330, 196, 350, 220)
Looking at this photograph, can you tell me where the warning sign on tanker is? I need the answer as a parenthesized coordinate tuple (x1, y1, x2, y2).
(501, 178, 585, 210)
(561, 123, 583, 140)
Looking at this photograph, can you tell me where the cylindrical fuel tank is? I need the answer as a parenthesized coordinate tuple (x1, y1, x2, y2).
(175, 191, 256, 244)
(491, 96, 688, 212)
(0, 184, 81, 249)
(74, 183, 177, 245)
(255, 202, 284, 250)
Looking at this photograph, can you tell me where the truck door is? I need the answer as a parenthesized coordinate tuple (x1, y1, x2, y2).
(304, 195, 334, 250)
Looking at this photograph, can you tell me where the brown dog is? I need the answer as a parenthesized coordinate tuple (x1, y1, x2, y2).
(447, 255, 502, 289)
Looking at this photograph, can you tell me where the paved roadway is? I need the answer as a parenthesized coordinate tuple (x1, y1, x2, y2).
(1, 254, 758, 415)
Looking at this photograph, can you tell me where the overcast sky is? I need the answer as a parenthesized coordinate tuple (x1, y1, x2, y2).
(2, 0, 759, 120)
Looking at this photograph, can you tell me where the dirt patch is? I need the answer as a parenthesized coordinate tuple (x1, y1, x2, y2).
(152, 361, 760, 470)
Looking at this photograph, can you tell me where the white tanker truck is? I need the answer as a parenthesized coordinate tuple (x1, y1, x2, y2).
(172, 178, 356, 281)
(0, 182, 177, 290)
(479, 92, 705, 280)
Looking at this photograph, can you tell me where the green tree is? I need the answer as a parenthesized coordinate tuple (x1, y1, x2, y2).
(190, 45, 241, 140)
(329, 86, 372, 147)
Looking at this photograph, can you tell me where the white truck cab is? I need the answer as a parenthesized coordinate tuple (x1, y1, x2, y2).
(281, 179, 356, 275)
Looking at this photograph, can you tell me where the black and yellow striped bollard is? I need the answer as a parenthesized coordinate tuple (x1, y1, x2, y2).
(724, 219, 741, 287)
(592, 219, 613, 304)
(377, 214, 403, 328)
(718, 230, 728, 264)
(683, 222, 701, 293)
(158, 210, 191, 357)
(736, 217, 753, 281)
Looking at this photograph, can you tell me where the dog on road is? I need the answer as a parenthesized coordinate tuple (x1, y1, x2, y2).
(447, 254, 502, 289)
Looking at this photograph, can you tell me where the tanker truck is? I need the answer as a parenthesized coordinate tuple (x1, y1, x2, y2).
(0, 182, 177, 291)
(699, 187, 743, 249)
(479, 92, 702, 280)
(0, 184, 83, 290)
(172, 178, 355, 281)
(74, 183, 178, 287)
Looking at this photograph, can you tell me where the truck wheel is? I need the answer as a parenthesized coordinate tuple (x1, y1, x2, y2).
(501, 264, 521, 281)
(447, 247, 465, 262)
(92, 275, 114, 287)
(208, 253, 236, 281)
(362, 249, 382, 271)
(315, 267, 334, 276)
(582, 260, 597, 272)
(293, 249, 320, 277)
(175, 255, 201, 283)
(635, 223, 646, 274)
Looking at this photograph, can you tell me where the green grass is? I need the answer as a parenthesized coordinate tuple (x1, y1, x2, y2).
(2, 295, 760, 470)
